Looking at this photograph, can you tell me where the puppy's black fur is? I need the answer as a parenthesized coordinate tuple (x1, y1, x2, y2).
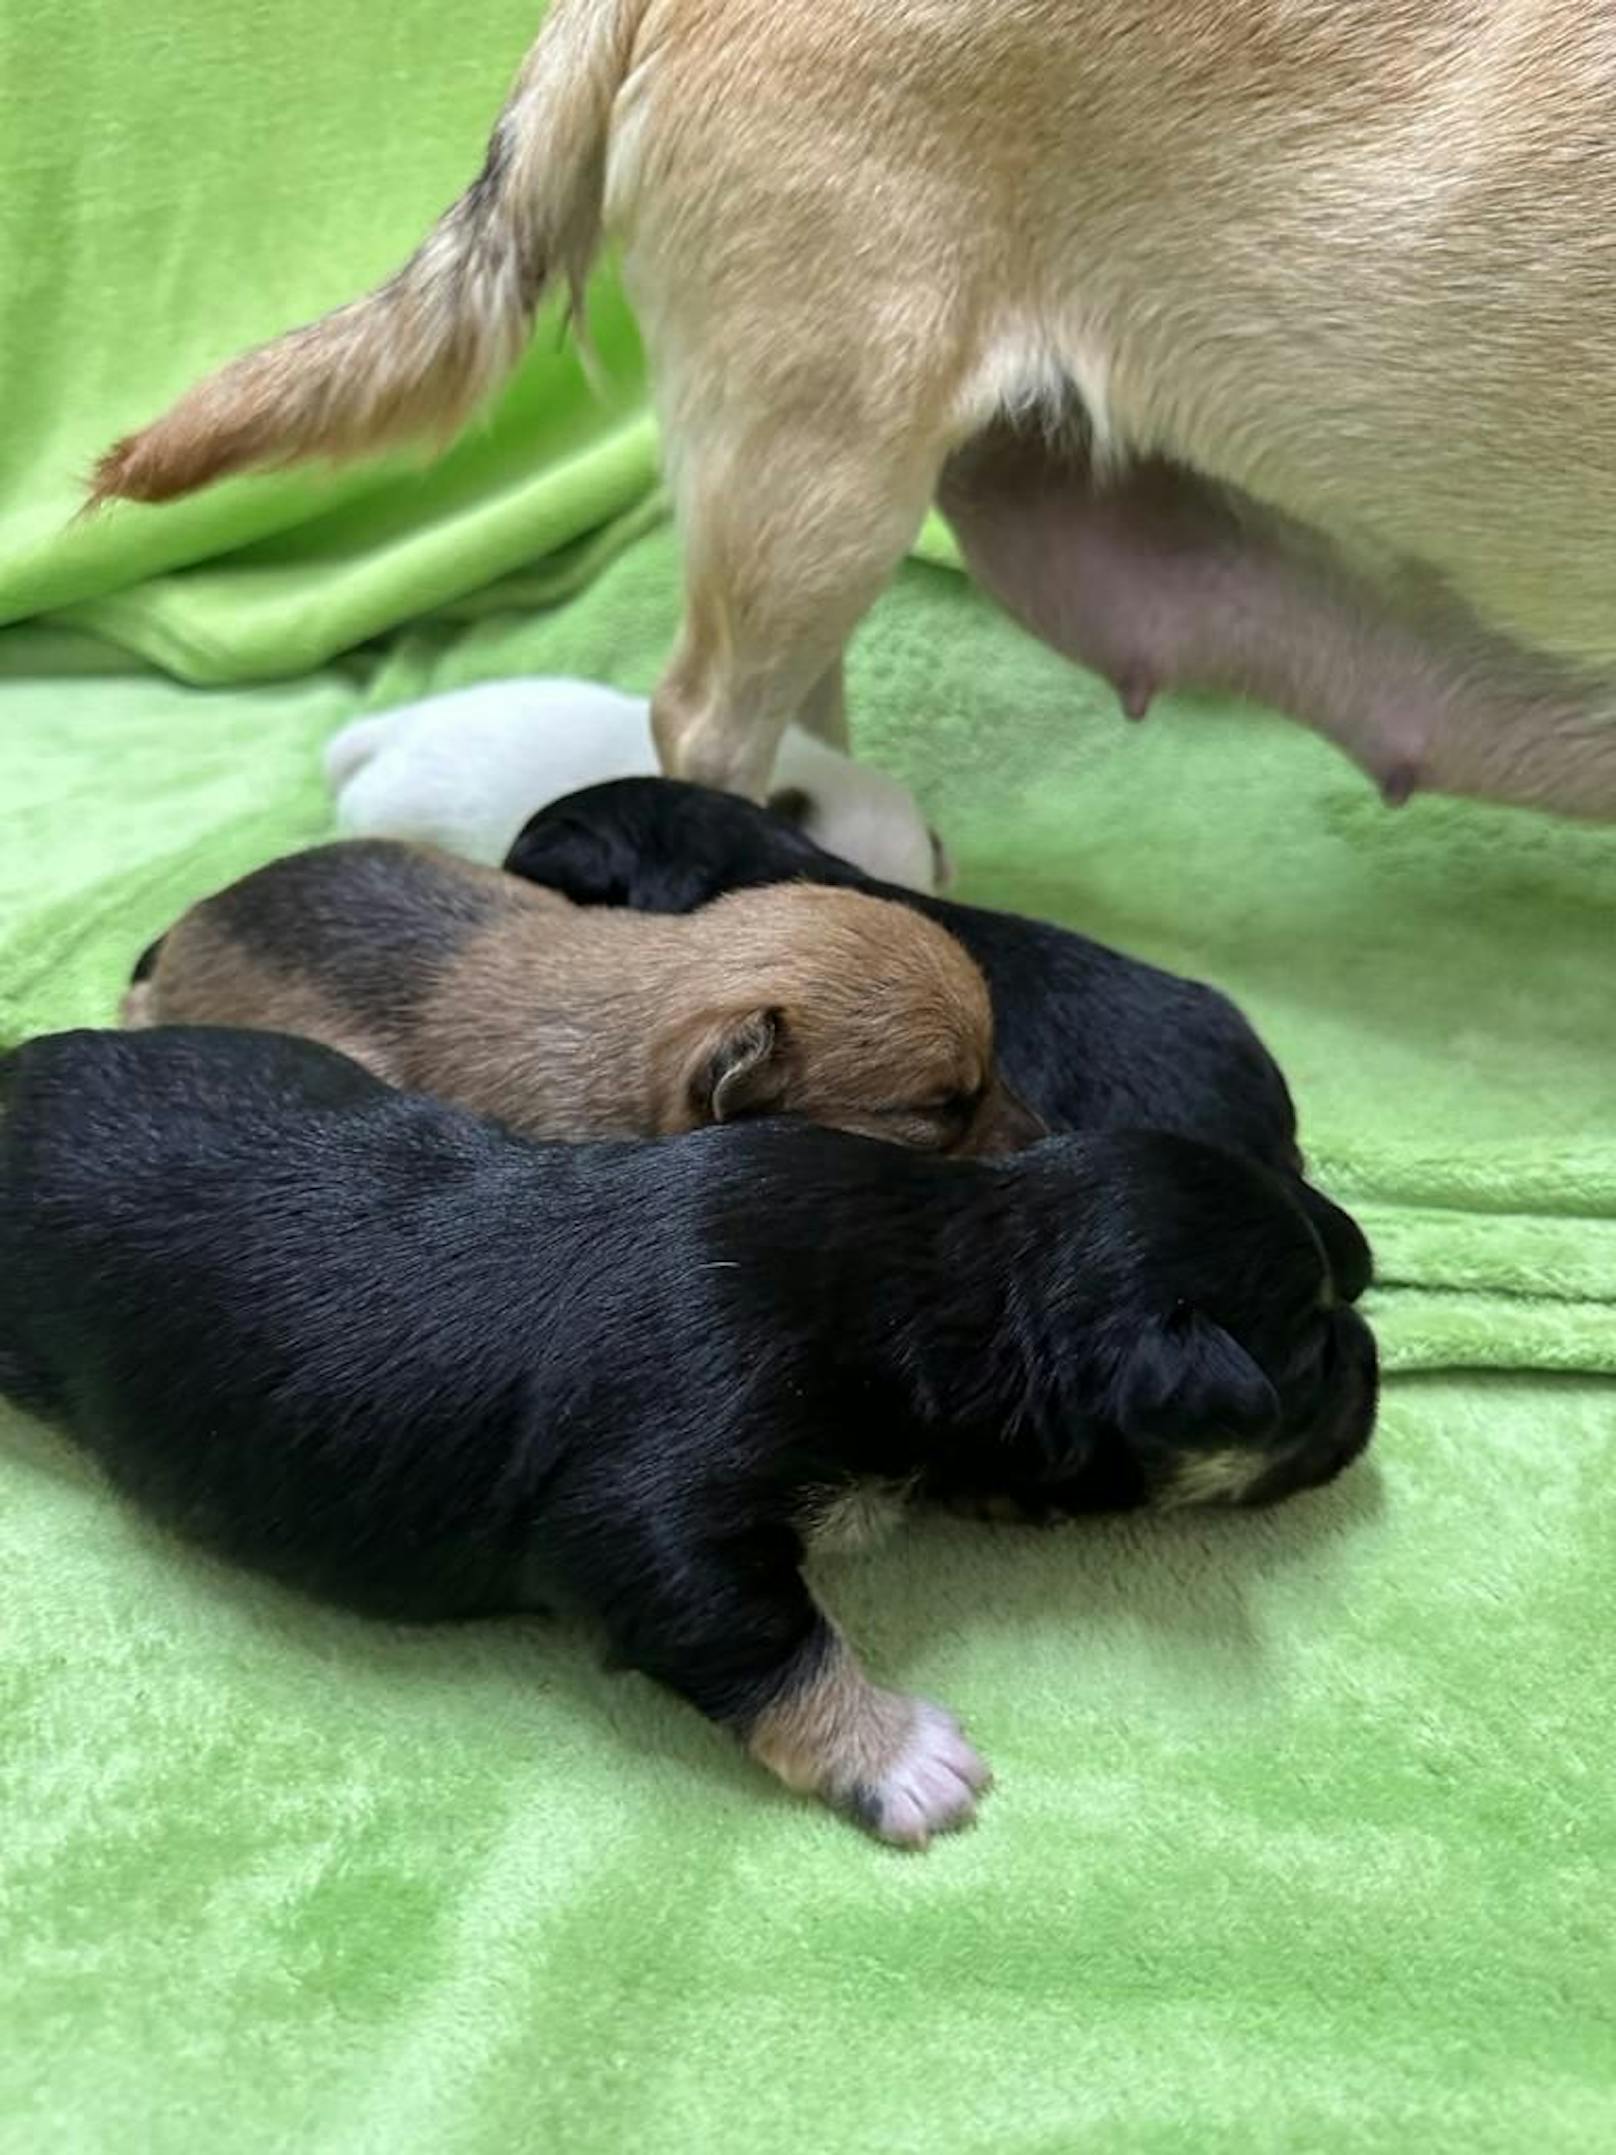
(506, 778, 1306, 1182)
(0, 1028, 1376, 1826)
(204, 838, 502, 1010)
(129, 845, 498, 1005)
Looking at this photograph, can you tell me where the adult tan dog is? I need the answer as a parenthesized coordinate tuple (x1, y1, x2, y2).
(123, 840, 1040, 1152)
(92, 1, 1616, 814)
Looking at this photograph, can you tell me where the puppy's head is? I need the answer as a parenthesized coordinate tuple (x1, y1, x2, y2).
(506, 778, 859, 913)
(652, 884, 1042, 1154)
(1003, 1136, 1377, 1513)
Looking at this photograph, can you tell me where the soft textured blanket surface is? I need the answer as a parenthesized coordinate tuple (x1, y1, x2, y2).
(1, 5, 1612, 2150)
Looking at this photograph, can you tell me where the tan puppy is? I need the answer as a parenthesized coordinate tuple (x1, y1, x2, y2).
(90, 1, 1616, 816)
(123, 841, 1041, 1151)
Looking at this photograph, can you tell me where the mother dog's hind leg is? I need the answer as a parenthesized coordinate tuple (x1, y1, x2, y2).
(651, 413, 943, 797)
(794, 661, 851, 753)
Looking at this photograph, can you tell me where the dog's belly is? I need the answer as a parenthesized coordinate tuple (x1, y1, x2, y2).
(1051, 304, 1616, 692)
(922, 1, 1616, 808)
(938, 417, 1616, 816)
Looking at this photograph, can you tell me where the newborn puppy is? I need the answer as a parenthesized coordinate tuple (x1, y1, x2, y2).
(326, 677, 948, 893)
(506, 779, 1306, 1181)
(123, 840, 1036, 1152)
(0, 1028, 1378, 1844)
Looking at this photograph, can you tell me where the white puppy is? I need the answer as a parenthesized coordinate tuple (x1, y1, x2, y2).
(326, 678, 948, 893)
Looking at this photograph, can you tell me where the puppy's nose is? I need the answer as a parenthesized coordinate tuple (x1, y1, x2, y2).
(1279, 1325, 1380, 1499)
(968, 1076, 1047, 1155)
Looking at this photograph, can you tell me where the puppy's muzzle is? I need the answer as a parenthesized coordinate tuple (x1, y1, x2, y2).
(965, 1077, 1047, 1155)
(1240, 1305, 1380, 1507)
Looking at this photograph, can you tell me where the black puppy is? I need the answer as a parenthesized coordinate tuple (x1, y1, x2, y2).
(0, 1028, 1376, 1845)
(506, 778, 1307, 1184)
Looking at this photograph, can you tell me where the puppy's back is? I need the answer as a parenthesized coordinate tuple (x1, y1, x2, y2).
(163, 841, 506, 999)
(131, 840, 565, 1059)
(0, 1028, 607, 1612)
(0, 1029, 929, 1615)
(929, 894, 1300, 1172)
(1, 1028, 381, 1416)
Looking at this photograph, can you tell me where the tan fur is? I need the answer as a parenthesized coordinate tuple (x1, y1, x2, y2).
(121, 933, 404, 1082)
(748, 1630, 989, 1844)
(798, 1478, 916, 1555)
(93, 2, 1616, 810)
(1159, 1446, 1273, 1511)
(130, 842, 1036, 1152)
(754, 1637, 917, 1792)
(748, 1638, 919, 1799)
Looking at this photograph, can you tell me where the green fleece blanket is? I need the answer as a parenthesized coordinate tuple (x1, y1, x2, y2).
(2, 5, 1612, 2150)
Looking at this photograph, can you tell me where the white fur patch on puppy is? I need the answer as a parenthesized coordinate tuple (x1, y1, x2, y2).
(857, 1700, 992, 1848)
(1159, 1445, 1271, 1508)
(799, 1477, 915, 1554)
(324, 677, 945, 891)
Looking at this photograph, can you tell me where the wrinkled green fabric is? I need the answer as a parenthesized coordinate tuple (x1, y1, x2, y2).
(0, 0, 656, 675)
(1, 1, 1612, 2148)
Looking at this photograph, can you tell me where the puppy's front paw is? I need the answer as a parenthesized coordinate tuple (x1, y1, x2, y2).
(846, 1698, 992, 1848)
(748, 1636, 992, 1848)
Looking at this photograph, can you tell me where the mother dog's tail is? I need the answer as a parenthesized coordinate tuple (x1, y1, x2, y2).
(89, 0, 646, 507)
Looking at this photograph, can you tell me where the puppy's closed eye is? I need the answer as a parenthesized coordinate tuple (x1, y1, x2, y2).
(870, 1088, 981, 1152)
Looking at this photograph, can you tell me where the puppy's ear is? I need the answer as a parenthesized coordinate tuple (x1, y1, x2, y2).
(1107, 1306, 1280, 1443)
(766, 786, 814, 829)
(130, 934, 165, 985)
(682, 1006, 792, 1124)
(504, 811, 629, 906)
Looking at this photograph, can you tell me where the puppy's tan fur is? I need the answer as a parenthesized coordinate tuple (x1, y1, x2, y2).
(91, 2, 1616, 813)
(126, 841, 1037, 1152)
(747, 1630, 989, 1846)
